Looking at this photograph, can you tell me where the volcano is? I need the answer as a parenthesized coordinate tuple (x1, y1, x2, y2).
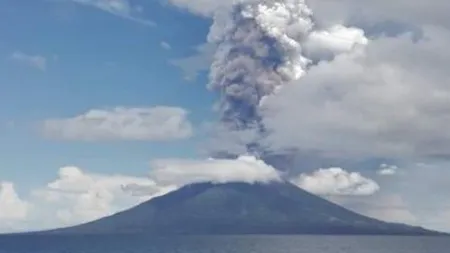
(48, 182, 438, 235)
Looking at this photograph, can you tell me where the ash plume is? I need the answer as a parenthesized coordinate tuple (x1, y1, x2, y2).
(204, 0, 314, 167)
(208, 0, 313, 129)
(201, 0, 367, 170)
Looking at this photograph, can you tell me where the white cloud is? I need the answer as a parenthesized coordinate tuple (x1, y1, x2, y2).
(41, 106, 193, 141)
(0, 182, 29, 232)
(307, 0, 450, 29)
(71, 0, 155, 26)
(2, 159, 450, 232)
(31, 166, 165, 228)
(291, 168, 380, 196)
(262, 26, 450, 159)
(378, 164, 399, 176)
(160, 41, 172, 50)
(0, 156, 281, 232)
(123, 155, 281, 200)
(0, 182, 29, 221)
(166, 0, 235, 17)
(305, 25, 368, 59)
(322, 161, 450, 232)
(41, 156, 281, 227)
(11, 51, 47, 71)
(167, 0, 450, 28)
(149, 155, 282, 186)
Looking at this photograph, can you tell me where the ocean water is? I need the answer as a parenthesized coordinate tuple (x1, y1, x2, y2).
(0, 235, 448, 253)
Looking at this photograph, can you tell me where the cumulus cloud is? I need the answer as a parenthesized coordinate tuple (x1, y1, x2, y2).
(307, 0, 450, 29)
(41, 106, 193, 141)
(323, 161, 450, 232)
(31, 166, 164, 227)
(0, 182, 29, 232)
(0, 156, 281, 231)
(305, 25, 368, 59)
(262, 26, 450, 159)
(0, 182, 29, 221)
(122, 155, 281, 204)
(378, 164, 399, 176)
(291, 168, 380, 196)
(168, 0, 444, 28)
(3, 159, 450, 232)
(71, 0, 155, 26)
(11, 51, 47, 71)
(42, 156, 280, 226)
(149, 155, 282, 186)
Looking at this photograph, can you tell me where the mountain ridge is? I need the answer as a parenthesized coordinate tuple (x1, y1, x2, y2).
(41, 182, 443, 235)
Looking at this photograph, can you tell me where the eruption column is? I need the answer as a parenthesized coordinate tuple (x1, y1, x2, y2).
(207, 0, 314, 130)
(203, 0, 367, 171)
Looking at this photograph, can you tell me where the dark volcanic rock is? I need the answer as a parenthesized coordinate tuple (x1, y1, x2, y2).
(47, 182, 439, 235)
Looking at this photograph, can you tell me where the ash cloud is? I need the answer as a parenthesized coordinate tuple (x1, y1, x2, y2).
(191, 0, 367, 170)
(208, 0, 313, 131)
(169, 0, 367, 172)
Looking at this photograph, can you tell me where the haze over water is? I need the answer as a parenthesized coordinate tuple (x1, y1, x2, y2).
(0, 235, 448, 253)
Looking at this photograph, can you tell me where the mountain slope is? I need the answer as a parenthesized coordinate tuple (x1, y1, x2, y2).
(49, 182, 438, 235)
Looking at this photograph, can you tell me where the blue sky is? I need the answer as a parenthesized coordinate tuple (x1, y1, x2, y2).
(0, 0, 214, 191)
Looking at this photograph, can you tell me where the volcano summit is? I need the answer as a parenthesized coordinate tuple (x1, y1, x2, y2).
(46, 182, 438, 235)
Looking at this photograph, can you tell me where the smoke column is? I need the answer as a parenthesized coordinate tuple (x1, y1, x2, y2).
(200, 0, 367, 170)
(204, 0, 313, 169)
(208, 0, 312, 129)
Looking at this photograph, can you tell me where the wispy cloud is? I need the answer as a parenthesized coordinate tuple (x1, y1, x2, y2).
(160, 41, 171, 50)
(170, 43, 215, 81)
(41, 106, 193, 141)
(377, 164, 399, 176)
(71, 0, 156, 27)
(290, 168, 380, 196)
(11, 51, 47, 71)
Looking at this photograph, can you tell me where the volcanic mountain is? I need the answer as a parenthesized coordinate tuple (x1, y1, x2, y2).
(47, 182, 438, 235)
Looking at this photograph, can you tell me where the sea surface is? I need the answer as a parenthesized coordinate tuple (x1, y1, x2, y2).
(0, 235, 448, 253)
